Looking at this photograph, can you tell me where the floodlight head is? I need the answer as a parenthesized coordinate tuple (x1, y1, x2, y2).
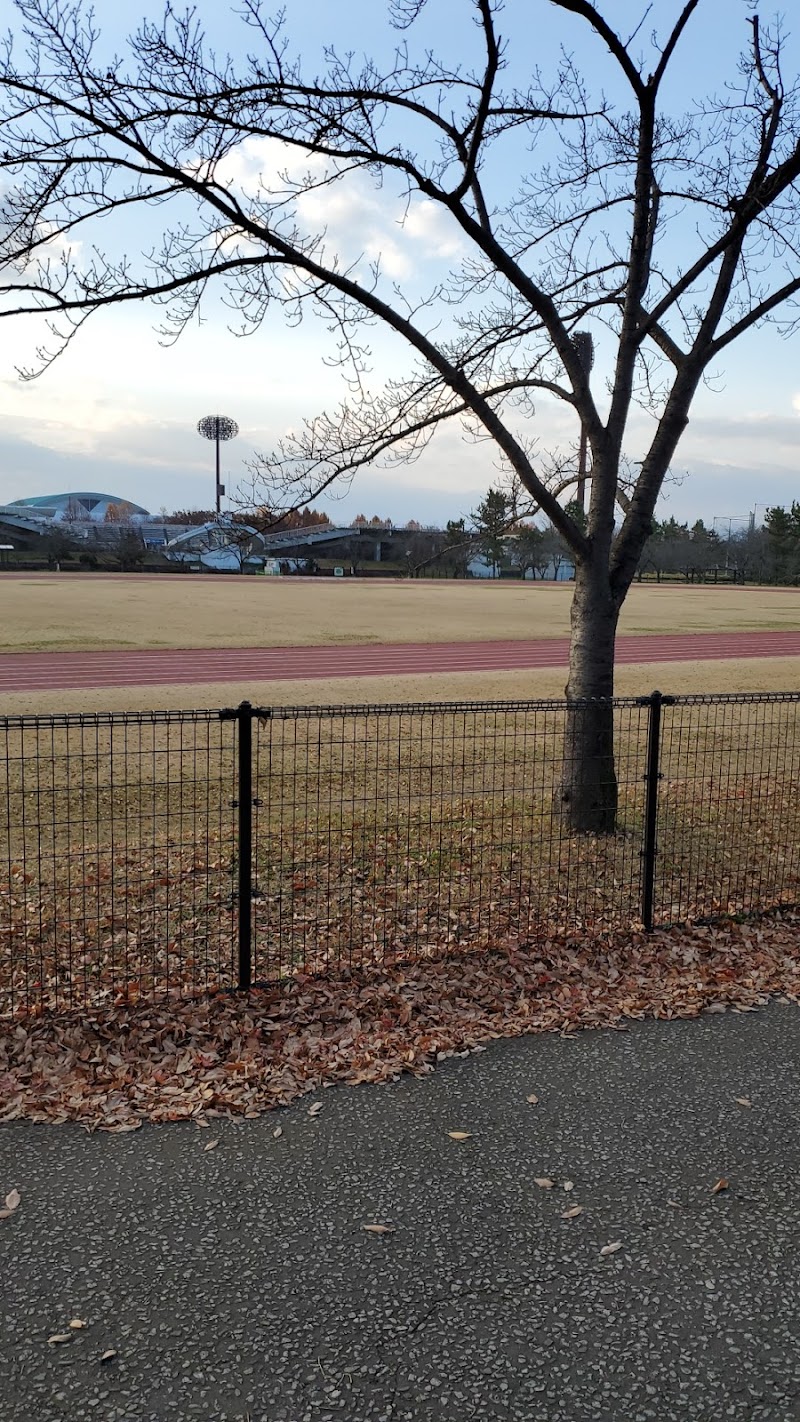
(197, 414, 239, 513)
(197, 415, 239, 442)
(571, 331, 594, 375)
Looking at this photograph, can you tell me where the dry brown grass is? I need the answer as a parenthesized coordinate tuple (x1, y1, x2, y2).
(3, 573, 800, 653)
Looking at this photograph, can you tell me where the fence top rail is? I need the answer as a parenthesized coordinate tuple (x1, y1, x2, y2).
(1, 696, 633, 732)
(0, 707, 226, 731)
(234, 690, 800, 720)
(1, 689, 799, 732)
(658, 690, 800, 707)
(248, 697, 646, 721)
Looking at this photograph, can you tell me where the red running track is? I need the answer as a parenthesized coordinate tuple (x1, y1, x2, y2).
(0, 630, 799, 693)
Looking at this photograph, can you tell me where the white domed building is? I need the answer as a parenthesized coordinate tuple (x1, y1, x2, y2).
(4, 491, 150, 522)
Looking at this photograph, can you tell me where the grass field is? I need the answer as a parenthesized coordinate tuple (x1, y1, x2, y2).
(3, 574, 800, 654)
(1, 574, 798, 715)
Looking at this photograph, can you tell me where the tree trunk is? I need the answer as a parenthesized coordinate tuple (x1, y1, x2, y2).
(560, 561, 620, 834)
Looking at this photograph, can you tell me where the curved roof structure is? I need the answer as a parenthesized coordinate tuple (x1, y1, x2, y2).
(7, 492, 150, 521)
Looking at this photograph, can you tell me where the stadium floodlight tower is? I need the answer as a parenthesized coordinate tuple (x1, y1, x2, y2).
(571, 331, 594, 517)
(197, 414, 239, 516)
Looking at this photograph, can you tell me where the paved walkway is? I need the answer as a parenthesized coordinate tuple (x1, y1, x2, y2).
(1, 1003, 799, 1421)
(1, 628, 799, 692)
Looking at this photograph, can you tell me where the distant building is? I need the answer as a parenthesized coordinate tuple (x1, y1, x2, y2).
(5, 491, 150, 522)
(467, 551, 575, 581)
(162, 518, 267, 572)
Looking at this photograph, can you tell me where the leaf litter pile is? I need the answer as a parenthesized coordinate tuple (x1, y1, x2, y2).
(1, 912, 798, 1131)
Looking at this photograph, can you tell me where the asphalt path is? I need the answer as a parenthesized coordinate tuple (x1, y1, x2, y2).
(1, 1003, 799, 1421)
(1, 629, 800, 692)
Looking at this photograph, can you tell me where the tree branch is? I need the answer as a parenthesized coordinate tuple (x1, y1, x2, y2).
(550, 0, 645, 95)
(650, 1, 701, 90)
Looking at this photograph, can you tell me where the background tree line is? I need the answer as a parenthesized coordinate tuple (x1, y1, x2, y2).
(32, 491, 800, 585)
(637, 509, 800, 586)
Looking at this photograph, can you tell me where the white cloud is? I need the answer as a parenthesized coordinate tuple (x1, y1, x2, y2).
(36, 221, 82, 268)
(402, 199, 464, 259)
(214, 136, 464, 281)
(214, 135, 328, 194)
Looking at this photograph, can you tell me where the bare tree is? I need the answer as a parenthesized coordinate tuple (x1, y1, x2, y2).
(112, 527, 146, 572)
(507, 524, 546, 580)
(400, 528, 446, 577)
(2, 2, 800, 828)
(184, 519, 261, 571)
(219, 522, 261, 573)
(60, 497, 88, 527)
(41, 525, 74, 566)
(103, 500, 137, 525)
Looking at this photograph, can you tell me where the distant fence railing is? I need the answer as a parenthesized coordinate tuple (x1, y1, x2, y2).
(2, 691, 799, 1016)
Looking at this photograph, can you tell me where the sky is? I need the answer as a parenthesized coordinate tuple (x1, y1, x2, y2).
(1, 0, 799, 531)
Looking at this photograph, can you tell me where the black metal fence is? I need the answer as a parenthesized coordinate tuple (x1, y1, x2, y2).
(2, 691, 799, 1016)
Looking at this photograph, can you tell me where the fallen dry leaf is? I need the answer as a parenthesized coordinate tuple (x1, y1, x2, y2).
(4, 1189, 20, 1212)
(526, 1093, 540, 1105)
(202, 1138, 219, 1152)
(362, 1223, 396, 1235)
(667, 1199, 680, 1208)
(308, 1102, 323, 1117)
(561, 1205, 583, 1220)
(47, 1334, 72, 1345)
(534, 1177, 554, 1189)
(0, 910, 799, 1133)
(69, 1319, 87, 1330)
(600, 1241, 623, 1256)
(735, 1097, 752, 1108)
(100, 1349, 117, 1364)
(711, 1177, 729, 1194)
(272, 1126, 283, 1139)
(562, 1180, 575, 1191)
(447, 1131, 472, 1141)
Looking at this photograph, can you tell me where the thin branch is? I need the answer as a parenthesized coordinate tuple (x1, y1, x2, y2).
(549, 0, 645, 96)
(650, 1, 701, 90)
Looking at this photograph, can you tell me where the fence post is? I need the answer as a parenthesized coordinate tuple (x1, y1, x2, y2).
(219, 702, 255, 990)
(639, 689, 674, 932)
(235, 701, 254, 990)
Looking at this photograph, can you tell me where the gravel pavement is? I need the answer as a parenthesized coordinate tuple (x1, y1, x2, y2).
(1, 1002, 799, 1422)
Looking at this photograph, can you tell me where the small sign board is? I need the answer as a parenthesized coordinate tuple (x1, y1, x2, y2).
(333, 566, 344, 577)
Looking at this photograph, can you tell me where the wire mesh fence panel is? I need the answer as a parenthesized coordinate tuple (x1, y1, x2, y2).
(250, 699, 650, 980)
(0, 711, 238, 1015)
(654, 694, 800, 923)
(3, 692, 799, 1015)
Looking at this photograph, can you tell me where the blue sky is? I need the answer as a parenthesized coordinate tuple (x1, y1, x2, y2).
(1, 0, 799, 528)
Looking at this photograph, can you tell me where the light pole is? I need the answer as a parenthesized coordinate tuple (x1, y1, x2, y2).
(749, 503, 770, 532)
(571, 331, 594, 517)
(197, 415, 239, 516)
(713, 515, 749, 572)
